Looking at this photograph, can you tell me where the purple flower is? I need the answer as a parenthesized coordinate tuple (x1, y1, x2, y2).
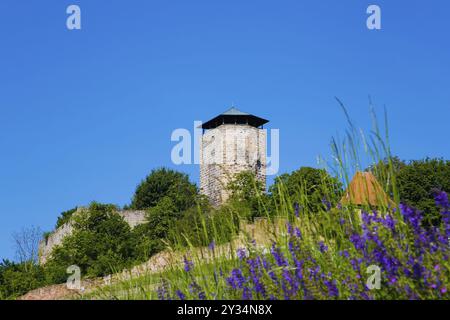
(271, 244, 287, 266)
(339, 250, 350, 258)
(322, 197, 332, 211)
(237, 248, 248, 260)
(188, 282, 205, 299)
(286, 223, 294, 235)
(208, 241, 215, 251)
(227, 268, 246, 289)
(294, 227, 302, 239)
(382, 214, 396, 231)
(157, 280, 171, 300)
(434, 190, 449, 209)
(324, 279, 339, 297)
(350, 233, 365, 251)
(183, 256, 194, 272)
(319, 241, 328, 253)
(281, 269, 298, 299)
(242, 287, 253, 300)
(176, 290, 186, 300)
(294, 202, 300, 217)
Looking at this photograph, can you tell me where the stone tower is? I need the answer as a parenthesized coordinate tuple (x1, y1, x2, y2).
(200, 107, 268, 206)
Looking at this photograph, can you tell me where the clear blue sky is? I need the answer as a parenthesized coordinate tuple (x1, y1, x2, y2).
(0, 0, 449, 260)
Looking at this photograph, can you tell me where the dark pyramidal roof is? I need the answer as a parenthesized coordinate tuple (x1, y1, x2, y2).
(201, 107, 269, 129)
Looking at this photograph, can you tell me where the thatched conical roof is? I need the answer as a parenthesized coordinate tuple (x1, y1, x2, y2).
(341, 171, 394, 207)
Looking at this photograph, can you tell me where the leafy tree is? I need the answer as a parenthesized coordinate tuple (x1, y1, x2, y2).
(45, 202, 137, 282)
(130, 168, 198, 211)
(368, 156, 406, 198)
(370, 157, 450, 226)
(396, 158, 450, 226)
(270, 167, 343, 213)
(0, 259, 45, 299)
(131, 195, 199, 256)
(226, 171, 269, 220)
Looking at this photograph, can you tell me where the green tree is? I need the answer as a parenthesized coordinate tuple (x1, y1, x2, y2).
(130, 168, 198, 211)
(270, 167, 343, 213)
(131, 196, 194, 256)
(45, 202, 137, 282)
(370, 157, 450, 226)
(0, 259, 45, 299)
(226, 171, 269, 220)
(396, 158, 450, 226)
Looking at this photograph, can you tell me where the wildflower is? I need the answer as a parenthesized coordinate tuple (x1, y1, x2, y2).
(198, 291, 206, 300)
(294, 227, 302, 239)
(319, 241, 328, 253)
(281, 269, 298, 298)
(227, 268, 246, 289)
(208, 241, 215, 251)
(237, 248, 248, 260)
(157, 280, 171, 300)
(324, 279, 339, 298)
(339, 250, 350, 258)
(382, 214, 396, 231)
(434, 190, 449, 209)
(350, 233, 365, 251)
(271, 244, 287, 266)
(322, 197, 332, 211)
(176, 290, 186, 300)
(286, 223, 293, 235)
(400, 203, 423, 233)
(183, 256, 194, 272)
(262, 257, 270, 270)
(189, 282, 206, 300)
(294, 202, 300, 217)
(242, 287, 252, 300)
(388, 276, 397, 285)
(156, 286, 166, 300)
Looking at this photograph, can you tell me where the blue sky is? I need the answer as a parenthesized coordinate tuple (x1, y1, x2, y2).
(0, 0, 449, 260)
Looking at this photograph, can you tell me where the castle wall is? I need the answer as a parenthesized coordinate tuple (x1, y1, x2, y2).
(38, 209, 146, 265)
(200, 124, 266, 206)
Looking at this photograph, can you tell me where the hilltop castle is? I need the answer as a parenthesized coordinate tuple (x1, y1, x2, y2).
(199, 107, 269, 206)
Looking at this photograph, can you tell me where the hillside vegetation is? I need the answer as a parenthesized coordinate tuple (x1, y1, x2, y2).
(2, 110, 450, 300)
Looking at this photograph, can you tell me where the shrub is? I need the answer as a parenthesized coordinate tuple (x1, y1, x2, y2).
(270, 167, 343, 214)
(0, 260, 46, 299)
(44, 202, 137, 282)
(371, 158, 450, 227)
(226, 171, 270, 221)
(168, 202, 240, 248)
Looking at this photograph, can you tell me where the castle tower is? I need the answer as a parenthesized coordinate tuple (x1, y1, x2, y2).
(200, 107, 269, 206)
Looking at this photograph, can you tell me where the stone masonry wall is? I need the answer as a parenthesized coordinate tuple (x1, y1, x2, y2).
(38, 209, 146, 265)
(200, 124, 266, 206)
